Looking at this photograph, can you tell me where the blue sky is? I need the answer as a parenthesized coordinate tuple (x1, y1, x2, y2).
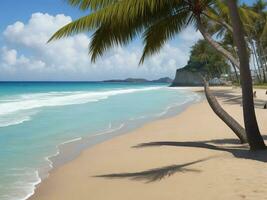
(0, 1, 82, 32)
(0, 0, 255, 31)
(0, 0, 256, 81)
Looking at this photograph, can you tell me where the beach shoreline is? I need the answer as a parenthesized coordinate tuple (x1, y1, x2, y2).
(0, 83, 202, 200)
(25, 87, 202, 200)
(48, 87, 203, 169)
(29, 87, 267, 200)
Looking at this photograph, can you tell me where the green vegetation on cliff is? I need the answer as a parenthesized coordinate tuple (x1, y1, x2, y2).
(183, 40, 230, 78)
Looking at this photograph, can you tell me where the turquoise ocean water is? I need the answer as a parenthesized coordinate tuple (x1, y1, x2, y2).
(0, 82, 201, 200)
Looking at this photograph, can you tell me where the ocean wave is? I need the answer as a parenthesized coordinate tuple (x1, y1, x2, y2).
(0, 116, 31, 128)
(126, 90, 202, 121)
(0, 87, 200, 200)
(0, 110, 38, 128)
(44, 122, 125, 170)
(155, 93, 201, 117)
(88, 123, 125, 138)
(0, 87, 162, 127)
(1, 169, 41, 200)
(43, 137, 82, 169)
(60, 137, 82, 145)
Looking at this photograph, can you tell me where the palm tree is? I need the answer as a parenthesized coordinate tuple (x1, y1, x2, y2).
(220, 32, 240, 83)
(226, 0, 265, 149)
(204, 2, 263, 83)
(49, 0, 265, 149)
(244, 0, 267, 82)
(189, 39, 231, 77)
(50, 0, 239, 68)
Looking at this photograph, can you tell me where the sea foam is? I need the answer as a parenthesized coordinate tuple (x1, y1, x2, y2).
(0, 87, 162, 127)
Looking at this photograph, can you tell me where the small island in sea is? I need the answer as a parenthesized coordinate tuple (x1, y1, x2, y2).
(102, 77, 173, 83)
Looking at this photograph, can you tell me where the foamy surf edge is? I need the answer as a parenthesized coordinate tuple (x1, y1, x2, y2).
(0, 87, 163, 128)
(36, 122, 125, 198)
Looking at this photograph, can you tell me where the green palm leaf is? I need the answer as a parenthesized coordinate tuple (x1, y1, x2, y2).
(140, 11, 191, 64)
(66, 0, 118, 11)
(49, 0, 178, 42)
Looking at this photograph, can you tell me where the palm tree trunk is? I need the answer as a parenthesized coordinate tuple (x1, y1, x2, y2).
(251, 42, 263, 83)
(252, 54, 262, 83)
(198, 21, 240, 69)
(197, 19, 247, 143)
(203, 13, 233, 33)
(262, 65, 267, 83)
(226, 0, 266, 150)
(260, 44, 267, 73)
(257, 42, 267, 82)
(230, 61, 240, 84)
(204, 81, 247, 143)
(255, 41, 266, 83)
(249, 40, 262, 82)
(230, 47, 240, 84)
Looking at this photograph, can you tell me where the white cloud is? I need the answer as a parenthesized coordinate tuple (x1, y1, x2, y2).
(179, 26, 202, 42)
(0, 12, 202, 81)
(1, 47, 46, 74)
(1, 47, 17, 65)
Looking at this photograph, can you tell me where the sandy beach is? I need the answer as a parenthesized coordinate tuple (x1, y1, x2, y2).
(29, 87, 267, 200)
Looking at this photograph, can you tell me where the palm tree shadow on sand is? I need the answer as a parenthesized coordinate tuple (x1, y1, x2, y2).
(95, 137, 267, 183)
(95, 158, 210, 183)
(210, 89, 267, 109)
(133, 136, 267, 163)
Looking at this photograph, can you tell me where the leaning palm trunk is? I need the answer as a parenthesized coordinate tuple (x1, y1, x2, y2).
(226, 0, 266, 150)
(203, 81, 247, 143)
(198, 22, 240, 69)
(197, 20, 249, 143)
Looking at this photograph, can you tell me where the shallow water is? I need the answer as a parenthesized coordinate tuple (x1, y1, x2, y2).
(0, 82, 201, 200)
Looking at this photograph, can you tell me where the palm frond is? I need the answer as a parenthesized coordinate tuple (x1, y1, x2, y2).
(89, 21, 144, 62)
(49, 0, 178, 42)
(212, 0, 229, 18)
(89, 1, 188, 62)
(239, 6, 260, 27)
(66, 0, 118, 11)
(140, 11, 191, 64)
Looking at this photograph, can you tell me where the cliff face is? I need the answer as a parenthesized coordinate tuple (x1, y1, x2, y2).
(170, 69, 203, 87)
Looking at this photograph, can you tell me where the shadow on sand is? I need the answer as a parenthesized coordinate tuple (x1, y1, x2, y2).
(95, 158, 208, 183)
(134, 137, 267, 163)
(95, 137, 267, 183)
(94, 89, 266, 182)
(211, 89, 267, 108)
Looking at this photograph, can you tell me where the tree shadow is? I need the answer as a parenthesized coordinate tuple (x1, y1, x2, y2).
(207, 138, 241, 145)
(94, 158, 210, 183)
(94, 137, 267, 183)
(210, 89, 267, 108)
(134, 137, 267, 163)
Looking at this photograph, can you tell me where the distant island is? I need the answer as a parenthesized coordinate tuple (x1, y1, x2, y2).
(102, 77, 173, 83)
